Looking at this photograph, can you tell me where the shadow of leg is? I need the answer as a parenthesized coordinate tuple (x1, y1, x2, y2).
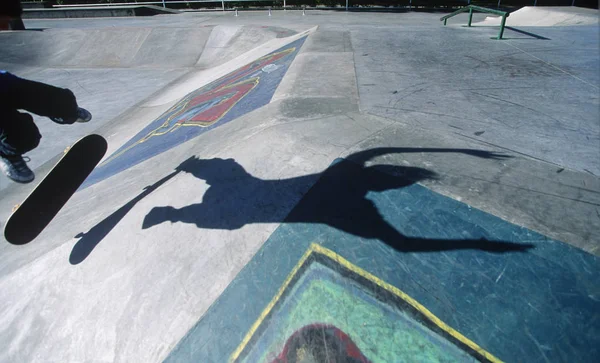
(373, 216, 534, 253)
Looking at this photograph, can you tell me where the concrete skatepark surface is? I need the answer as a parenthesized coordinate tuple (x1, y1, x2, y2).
(0, 7, 598, 363)
(477, 6, 599, 26)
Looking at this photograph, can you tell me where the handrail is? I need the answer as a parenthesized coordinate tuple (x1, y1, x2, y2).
(440, 5, 509, 40)
(54, 0, 268, 6)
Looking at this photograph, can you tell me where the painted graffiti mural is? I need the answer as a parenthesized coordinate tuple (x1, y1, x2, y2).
(82, 36, 306, 188)
(233, 244, 498, 363)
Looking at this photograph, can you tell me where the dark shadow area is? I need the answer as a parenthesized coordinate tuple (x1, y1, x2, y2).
(72, 147, 533, 264)
(69, 157, 197, 265)
(135, 147, 532, 256)
(461, 25, 550, 40)
(505, 26, 551, 40)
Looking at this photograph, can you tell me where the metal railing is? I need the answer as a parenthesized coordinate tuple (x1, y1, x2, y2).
(54, 0, 307, 11)
(53, 0, 274, 5)
(440, 5, 509, 40)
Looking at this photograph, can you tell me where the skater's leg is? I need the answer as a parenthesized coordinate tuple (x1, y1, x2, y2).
(0, 110, 39, 183)
(0, 110, 41, 155)
(0, 71, 89, 124)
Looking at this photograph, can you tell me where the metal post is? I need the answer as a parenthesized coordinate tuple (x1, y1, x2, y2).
(284, 0, 286, 9)
(571, 0, 575, 5)
(497, 14, 507, 39)
(346, 0, 349, 11)
(162, 0, 166, 8)
(497, 0, 501, 8)
(268, 7, 272, 16)
(409, 0, 412, 10)
(468, 7, 473, 27)
(302, 6, 306, 16)
(533, 0, 537, 6)
(221, 0, 225, 11)
(235, 8, 238, 16)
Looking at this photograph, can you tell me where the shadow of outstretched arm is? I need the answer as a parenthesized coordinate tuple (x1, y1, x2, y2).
(345, 147, 511, 166)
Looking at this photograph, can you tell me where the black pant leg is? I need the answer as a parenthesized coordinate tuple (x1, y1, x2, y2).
(0, 72, 79, 121)
(0, 110, 41, 156)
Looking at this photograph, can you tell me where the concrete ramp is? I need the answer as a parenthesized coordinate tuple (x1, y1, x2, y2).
(0, 22, 301, 180)
(0, 24, 297, 69)
(196, 25, 297, 69)
(478, 6, 599, 26)
(0, 27, 206, 68)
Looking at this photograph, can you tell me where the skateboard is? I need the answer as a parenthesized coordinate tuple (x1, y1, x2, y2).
(4, 134, 108, 245)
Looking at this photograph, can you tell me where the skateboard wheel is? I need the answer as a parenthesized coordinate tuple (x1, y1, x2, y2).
(12, 204, 20, 213)
(64, 146, 71, 154)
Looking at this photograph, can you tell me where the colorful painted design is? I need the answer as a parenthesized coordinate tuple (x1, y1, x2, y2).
(82, 37, 306, 188)
(270, 324, 371, 363)
(233, 244, 500, 363)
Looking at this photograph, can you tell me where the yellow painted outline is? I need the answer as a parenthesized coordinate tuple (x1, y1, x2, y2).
(230, 243, 503, 363)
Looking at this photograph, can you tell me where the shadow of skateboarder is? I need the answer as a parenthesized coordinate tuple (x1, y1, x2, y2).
(141, 147, 531, 254)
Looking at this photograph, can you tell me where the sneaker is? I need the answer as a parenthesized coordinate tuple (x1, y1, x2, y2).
(75, 107, 92, 123)
(0, 154, 34, 183)
(50, 107, 92, 124)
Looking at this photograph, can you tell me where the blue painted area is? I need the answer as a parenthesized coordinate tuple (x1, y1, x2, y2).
(165, 158, 600, 363)
(241, 262, 479, 362)
(82, 37, 306, 189)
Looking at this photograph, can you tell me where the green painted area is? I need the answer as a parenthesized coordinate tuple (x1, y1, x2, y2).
(242, 262, 477, 362)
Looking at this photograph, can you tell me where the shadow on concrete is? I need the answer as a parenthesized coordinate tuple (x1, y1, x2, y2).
(147, 148, 530, 252)
(69, 157, 197, 265)
(461, 25, 550, 40)
(460, 25, 551, 40)
(504, 26, 551, 40)
(71, 148, 532, 264)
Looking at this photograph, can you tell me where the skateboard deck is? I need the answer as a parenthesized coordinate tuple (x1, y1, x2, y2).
(4, 134, 108, 245)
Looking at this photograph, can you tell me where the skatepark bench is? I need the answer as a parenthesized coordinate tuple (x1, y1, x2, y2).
(440, 5, 510, 40)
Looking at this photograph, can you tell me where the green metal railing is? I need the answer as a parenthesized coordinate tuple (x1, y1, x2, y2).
(440, 5, 510, 40)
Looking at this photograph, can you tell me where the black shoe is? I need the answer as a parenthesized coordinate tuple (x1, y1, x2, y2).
(0, 154, 34, 183)
(51, 107, 92, 124)
(74, 107, 92, 123)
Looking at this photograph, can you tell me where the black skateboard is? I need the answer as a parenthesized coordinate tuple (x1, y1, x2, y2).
(4, 134, 108, 245)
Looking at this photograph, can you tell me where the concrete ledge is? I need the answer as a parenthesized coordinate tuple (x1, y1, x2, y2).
(22, 5, 180, 19)
(21, 1, 53, 9)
